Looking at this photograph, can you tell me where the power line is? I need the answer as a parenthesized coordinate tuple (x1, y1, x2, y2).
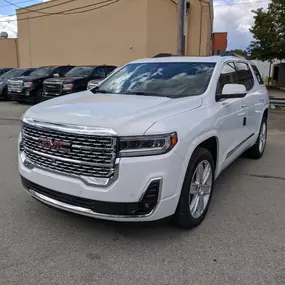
(0, 0, 120, 22)
(214, 0, 269, 7)
(0, 0, 117, 18)
(0, 0, 40, 8)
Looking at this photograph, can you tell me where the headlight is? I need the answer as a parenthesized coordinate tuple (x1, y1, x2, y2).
(63, 84, 74, 90)
(119, 132, 178, 157)
(87, 83, 98, 90)
(24, 82, 33, 88)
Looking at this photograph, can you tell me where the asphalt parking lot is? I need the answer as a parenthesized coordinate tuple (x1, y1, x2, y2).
(1, 101, 285, 285)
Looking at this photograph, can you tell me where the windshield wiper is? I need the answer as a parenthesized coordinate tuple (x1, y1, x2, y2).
(122, 91, 163, 97)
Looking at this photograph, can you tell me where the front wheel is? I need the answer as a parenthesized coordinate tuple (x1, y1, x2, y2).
(35, 89, 43, 103)
(173, 147, 215, 229)
(246, 116, 267, 159)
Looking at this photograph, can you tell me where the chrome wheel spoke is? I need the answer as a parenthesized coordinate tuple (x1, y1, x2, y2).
(202, 163, 211, 184)
(190, 182, 199, 194)
(195, 163, 204, 184)
(190, 195, 200, 214)
(196, 196, 204, 215)
(201, 184, 211, 194)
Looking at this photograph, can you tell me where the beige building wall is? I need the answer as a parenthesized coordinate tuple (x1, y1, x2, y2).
(0, 39, 19, 67)
(17, 0, 213, 68)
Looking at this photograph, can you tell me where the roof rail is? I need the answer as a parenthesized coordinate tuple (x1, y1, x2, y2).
(152, 53, 176, 58)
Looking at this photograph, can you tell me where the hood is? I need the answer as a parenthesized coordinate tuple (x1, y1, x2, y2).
(45, 76, 86, 83)
(12, 75, 49, 82)
(25, 91, 203, 135)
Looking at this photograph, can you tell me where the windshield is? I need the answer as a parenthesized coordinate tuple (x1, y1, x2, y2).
(65, 67, 93, 77)
(95, 62, 216, 98)
(0, 69, 24, 79)
(30, 67, 56, 77)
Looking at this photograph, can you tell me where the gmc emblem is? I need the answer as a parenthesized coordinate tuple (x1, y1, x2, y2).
(38, 137, 71, 152)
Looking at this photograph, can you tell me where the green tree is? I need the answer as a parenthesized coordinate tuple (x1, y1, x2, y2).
(229, 49, 248, 57)
(249, 0, 285, 60)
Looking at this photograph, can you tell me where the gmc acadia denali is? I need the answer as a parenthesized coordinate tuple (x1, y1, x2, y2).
(19, 56, 269, 229)
(9, 65, 74, 103)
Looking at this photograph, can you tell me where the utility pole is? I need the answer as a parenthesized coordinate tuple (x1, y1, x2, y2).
(177, 0, 186, 55)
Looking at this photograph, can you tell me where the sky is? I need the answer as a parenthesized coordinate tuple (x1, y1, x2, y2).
(0, 0, 270, 50)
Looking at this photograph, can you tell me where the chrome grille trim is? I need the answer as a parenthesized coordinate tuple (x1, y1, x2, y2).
(21, 117, 119, 186)
(8, 80, 23, 93)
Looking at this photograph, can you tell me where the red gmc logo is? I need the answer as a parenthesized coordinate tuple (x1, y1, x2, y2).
(38, 137, 71, 152)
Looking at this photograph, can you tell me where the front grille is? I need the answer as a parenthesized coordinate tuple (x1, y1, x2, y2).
(22, 122, 117, 179)
(8, 80, 23, 93)
(43, 82, 62, 95)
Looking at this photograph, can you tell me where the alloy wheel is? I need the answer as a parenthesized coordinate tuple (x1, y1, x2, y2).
(189, 160, 213, 219)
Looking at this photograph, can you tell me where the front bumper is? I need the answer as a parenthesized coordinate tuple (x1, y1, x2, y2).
(10, 89, 35, 102)
(19, 150, 183, 221)
(42, 90, 73, 101)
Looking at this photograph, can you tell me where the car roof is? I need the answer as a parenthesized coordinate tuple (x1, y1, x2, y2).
(130, 56, 249, 64)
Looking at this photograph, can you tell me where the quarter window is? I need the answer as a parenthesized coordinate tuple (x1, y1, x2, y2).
(235, 62, 254, 90)
(251, 65, 264, 84)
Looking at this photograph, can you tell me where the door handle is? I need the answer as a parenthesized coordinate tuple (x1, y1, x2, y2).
(241, 103, 247, 108)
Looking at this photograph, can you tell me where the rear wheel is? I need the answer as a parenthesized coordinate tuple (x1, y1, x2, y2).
(173, 147, 215, 229)
(246, 116, 267, 159)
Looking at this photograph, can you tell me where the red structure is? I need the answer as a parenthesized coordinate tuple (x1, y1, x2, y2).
(212, 32, 227, 55)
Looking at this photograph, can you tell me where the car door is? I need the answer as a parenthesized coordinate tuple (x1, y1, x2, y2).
(235, 62, 256, 138)
(215, 62, 249, 168)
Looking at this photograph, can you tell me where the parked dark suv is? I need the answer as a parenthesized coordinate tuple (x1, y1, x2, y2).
(0, 68, 35, 100)
(42, 65, 117, 100)
(8, 65, 74, 103)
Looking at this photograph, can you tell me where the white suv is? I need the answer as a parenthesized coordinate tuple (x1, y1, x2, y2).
(19, 56, 269, 229)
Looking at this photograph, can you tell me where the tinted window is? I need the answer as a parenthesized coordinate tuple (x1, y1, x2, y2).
(0, 69, 25, 79)
(55, 66, 74, 76)
(97, 62, 216, 98)
(216, 62, 239, 94)
(251, 65, 264, 84)
(92, 67, 105, 78)
(22, 69, 35, 76)
(0, 68, 12, 76)
(65, 67, 93, 77)
(30, 67, 56, 77)
(235, 62, 254, 90)
(104, 66, 117, 75)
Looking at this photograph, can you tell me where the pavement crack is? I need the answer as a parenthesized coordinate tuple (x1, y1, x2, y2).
(245, 173, 285, 181)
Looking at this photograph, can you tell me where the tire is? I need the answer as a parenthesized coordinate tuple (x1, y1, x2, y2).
(3, 87, 11, 101)
(246, 116, 267, 159)
(173, 147, 215, 229)
(35, 89, 43, 104)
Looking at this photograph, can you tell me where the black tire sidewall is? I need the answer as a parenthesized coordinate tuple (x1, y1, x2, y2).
(174, 147, 215, 229)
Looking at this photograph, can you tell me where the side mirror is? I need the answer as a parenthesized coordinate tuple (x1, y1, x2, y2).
(218, 84, 247, 100)
(53, 73, 60, 77)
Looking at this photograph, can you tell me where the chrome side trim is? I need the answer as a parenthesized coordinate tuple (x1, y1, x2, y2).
(23, 179, 162, 219)
(22, 117, 118, 137)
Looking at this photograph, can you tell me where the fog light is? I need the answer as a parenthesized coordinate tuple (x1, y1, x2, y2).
(25, 91, 29, 96)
